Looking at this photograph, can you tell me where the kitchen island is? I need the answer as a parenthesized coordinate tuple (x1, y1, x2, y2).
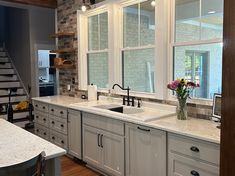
(0, 119, 66, 176)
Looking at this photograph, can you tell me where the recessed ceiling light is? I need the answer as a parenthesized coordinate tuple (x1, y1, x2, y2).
(151, 1, 156, 7)
(208, 11, 216, 14)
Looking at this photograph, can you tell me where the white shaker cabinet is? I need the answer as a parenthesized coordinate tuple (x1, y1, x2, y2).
(125, 123, 167, 176)
(68, 109, 82, 159)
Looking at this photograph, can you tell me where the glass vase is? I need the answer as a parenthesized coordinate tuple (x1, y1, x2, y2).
(177, 98, 188, 120)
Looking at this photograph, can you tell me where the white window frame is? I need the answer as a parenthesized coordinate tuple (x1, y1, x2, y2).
(78, 0, 169, 100)
(168, 0, 223, 104)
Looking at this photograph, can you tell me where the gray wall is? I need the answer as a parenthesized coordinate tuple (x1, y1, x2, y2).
(0, 6, 6, 44)
(5, 7, 31, 90)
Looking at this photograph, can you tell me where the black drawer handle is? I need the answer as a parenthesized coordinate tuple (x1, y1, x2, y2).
(61, 140, 64, 144)
(52, 136, 55, 140)
(60, 124, 64, 128)
(52, 121, 55, 124)
(51, 109, 54, 112)
(100, 134, 103, 148)
(60, 111, 64, 114)
(191, 170, 200, 176)
(97, 134, 100, 147)
(36, 129, 39, 132)
(43, 118, 46, 121)
(43, 132, 47, 135)
(137, 126, 150, 132)
(190, 146, 200, 152)
(35, 104, 38, 107)
(43, 106, 45, 109)
(36, 116, 39, 118)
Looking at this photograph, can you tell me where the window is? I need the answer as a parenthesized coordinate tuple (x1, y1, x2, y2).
(87, 12, 108, 88)
(173, 0, 223, 99)
(122, 0, 156, 93)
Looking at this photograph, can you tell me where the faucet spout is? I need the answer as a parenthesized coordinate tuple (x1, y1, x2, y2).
(112, 84, 133, 106)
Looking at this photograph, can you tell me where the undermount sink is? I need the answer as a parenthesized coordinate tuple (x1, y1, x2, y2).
(93, 104, 144, 114)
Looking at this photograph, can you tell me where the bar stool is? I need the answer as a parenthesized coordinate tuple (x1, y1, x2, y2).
(0, 151, 46, 176)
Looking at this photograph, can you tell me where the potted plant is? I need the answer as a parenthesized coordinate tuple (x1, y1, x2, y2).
(167, 79, 200, 120)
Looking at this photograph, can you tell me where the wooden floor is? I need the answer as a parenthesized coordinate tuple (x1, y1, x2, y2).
(61, 156, 102, 176)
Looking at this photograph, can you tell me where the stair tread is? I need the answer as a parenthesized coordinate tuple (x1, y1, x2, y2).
(13, 117, 29, 123)
(0, 109, 29, 115)
(0, 101, 23, 105)
(0, 80, 19, 83)
(0, 94, 27, 98)
(0, 87, 23, 90)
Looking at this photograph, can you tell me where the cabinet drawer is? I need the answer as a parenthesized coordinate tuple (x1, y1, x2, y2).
(50, 130, 68, 149)
(35, 123, 49, 140)
(49, 105, 67, 119)
(33, 101, 48, 113)
(168, 133, 220, 165)
(34, 111, 49, 127)
(49, 116, 67, 135)
(83, 112, 125, 135)
(168, 153, 219, 176)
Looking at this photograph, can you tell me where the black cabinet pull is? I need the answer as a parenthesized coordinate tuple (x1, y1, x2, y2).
(61, 140, 64, 144)
(44, 132, 47, 135)
(36, 116, 39, 118)
(36, 129, 39, 132)
(191, 170, 200, 176)
(60, 111, 63, 114)
(35, 104, 38, 107)
(137, 126, 150, 132)
(190, 146, 200, 152)
(61, 124, 64, 128)
(52, 121, 55, 124)
(43, 106, 45, 109)
(51, 109, 54, 112)
(100, 134, 104, 148)
(43, 118, 46, 121)
(52, 136, 55, 140)
(97, 134, 100, 147)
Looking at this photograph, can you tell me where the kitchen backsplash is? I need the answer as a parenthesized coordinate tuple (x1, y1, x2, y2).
(57, 0, 213, 120)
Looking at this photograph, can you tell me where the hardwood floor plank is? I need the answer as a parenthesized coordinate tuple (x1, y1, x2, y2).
(61, 156, 102, 176)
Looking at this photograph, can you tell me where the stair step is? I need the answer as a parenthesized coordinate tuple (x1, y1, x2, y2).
(0, 69, 14, 75)
(0, 63, 12, 68)
(0, 48, 4, 52)
(14, 120, 30, 128)
(0, 95, 27, 104)
(0, 52, 6, 57)
(0, 111, 29, 120)
(0, 58, 9, 62)
(0, 75, 18, 81)
(0, 88, 24, 96)
(0, 93, 27, 98)
(0, 82, 21, 88)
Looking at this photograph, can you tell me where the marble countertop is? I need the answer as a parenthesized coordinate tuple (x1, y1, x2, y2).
(32, 95, 220, 144)
(0, 119, 66, 167)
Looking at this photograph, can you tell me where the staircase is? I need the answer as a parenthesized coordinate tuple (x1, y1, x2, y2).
(0, 46, 30, 128)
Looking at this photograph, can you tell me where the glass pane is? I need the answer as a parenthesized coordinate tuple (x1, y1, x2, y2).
(88, 52, 108, 88)
(140, 0, 155, 46)
(123, 4, 139, 47)
(123, 48, 155, 93)
(174, 43, 222, 99)
(88, 12, 108, 51)
(175, 0, 200, 42)
(88, 15, 99, 50)
(201, 0, 223, 40)
(99, 12, 108, 50)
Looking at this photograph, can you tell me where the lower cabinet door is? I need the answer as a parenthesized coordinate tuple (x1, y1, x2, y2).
(168, 153, 219, 176)
(126, 123, 167, 176)
(101, 130, 125, 176)
(83, 125, 102, 168)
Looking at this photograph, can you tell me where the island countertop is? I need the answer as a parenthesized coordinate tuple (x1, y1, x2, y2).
(0, 119, 66, 168)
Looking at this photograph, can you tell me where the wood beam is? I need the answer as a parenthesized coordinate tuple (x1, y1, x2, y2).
(1, 0, 57, 8)
(221, 0, 235, 175)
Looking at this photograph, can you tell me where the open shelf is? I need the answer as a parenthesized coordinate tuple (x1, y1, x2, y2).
(50, 48, 76, 54)
(50, 32, 75, 38)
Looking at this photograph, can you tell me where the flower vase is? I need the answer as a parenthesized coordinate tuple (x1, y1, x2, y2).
(177, 98, 188, 120)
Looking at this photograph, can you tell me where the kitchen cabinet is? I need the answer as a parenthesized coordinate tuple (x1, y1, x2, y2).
(83, 112, 125, 176)
(168, 133, 220, 176)
(125, 123, 167, 176)
(68, 109, 82, 159)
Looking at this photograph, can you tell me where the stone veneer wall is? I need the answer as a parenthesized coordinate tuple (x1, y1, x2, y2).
(57, 0, 215, 120)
